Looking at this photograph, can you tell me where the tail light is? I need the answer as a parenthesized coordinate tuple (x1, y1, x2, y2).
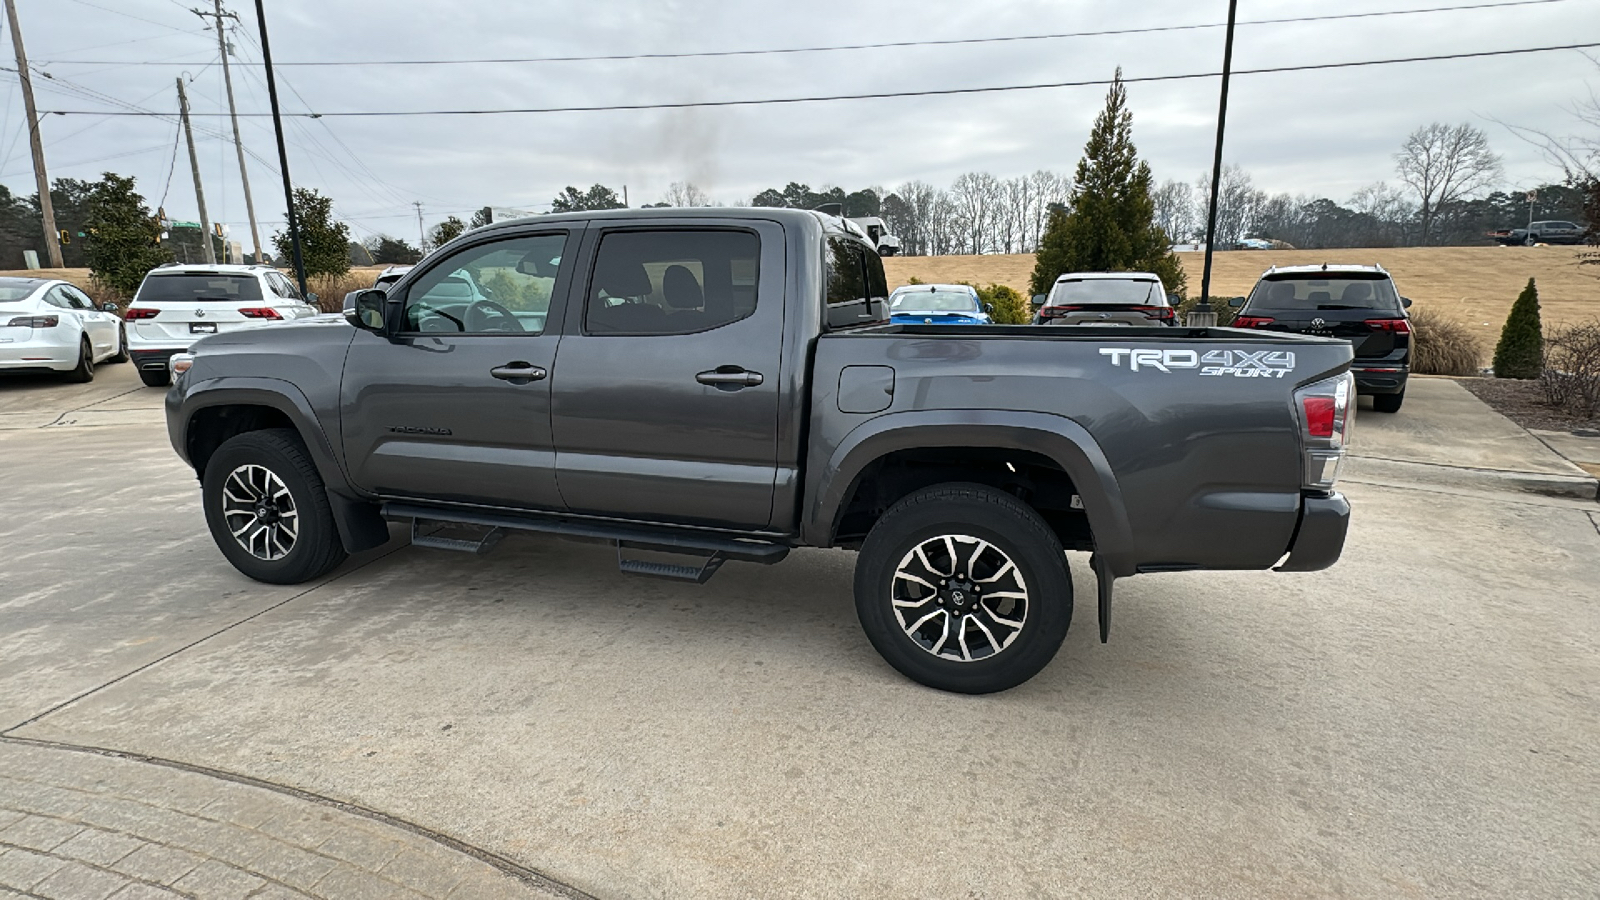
(1038, 306, 1082, 320)
(1233, 315, 1275, 328)
(6, 315, 58, 327)
(1294, 372, 1355, 491)
(123, 307, 159, 320)
(1135, 305, 1176, 323)
(238, 307, 282, 319)
(1365, 318, 1411, 334)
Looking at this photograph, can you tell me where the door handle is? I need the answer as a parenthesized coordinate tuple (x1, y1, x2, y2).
(696, 367, 763, 388)
(490, 362, 547, 384)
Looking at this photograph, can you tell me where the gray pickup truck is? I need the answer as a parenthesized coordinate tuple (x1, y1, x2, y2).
(164, 208, 1354, 693)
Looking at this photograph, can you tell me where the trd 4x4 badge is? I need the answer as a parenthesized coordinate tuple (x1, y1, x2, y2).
(1100, 347, 1297, 378)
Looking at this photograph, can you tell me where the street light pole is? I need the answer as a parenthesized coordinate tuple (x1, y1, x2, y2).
(252, 0, 306, 295)
(1192, 0, 1240, 327)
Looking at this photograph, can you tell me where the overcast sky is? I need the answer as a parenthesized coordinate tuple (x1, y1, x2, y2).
(2, 0, 1596, 249)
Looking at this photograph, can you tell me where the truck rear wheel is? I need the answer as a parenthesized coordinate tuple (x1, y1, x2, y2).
(854, 483, 1072, 693)
(202, 428, 347, 584)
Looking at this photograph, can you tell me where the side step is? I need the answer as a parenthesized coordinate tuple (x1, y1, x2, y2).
(410, 519, 504, 555)
(385, 501, 790, 583)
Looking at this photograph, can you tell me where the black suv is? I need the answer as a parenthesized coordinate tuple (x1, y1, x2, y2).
(1231, 265, 1411, 412)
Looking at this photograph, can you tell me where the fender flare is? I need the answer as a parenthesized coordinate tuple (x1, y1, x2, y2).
(802, 409, 1137, 576)
(170, 378, 389, 554)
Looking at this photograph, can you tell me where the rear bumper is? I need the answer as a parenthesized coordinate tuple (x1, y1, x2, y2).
(1276, 491, 1350, 572)
(1350, 364, 1408, 394)
(131, 347, 187, 372)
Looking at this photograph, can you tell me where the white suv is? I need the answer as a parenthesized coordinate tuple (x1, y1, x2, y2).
(125, 264, 318, 386)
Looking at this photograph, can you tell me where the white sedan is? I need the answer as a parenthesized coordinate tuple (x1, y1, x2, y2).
(0, 277, 127, 382)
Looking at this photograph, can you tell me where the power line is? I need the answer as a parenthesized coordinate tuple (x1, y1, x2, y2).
(31, 0, 1584, 67)
(39, 40, 1600, 118)
(59, 0, 196, 35)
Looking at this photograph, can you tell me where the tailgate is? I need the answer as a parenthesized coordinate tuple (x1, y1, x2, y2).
(133, 301, 269, 342)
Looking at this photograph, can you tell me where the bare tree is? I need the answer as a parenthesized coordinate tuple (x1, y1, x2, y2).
(1395, 123, 1502, 244)
(660, 182, 712, 207)
(1152, 179, 1194, 243)
(1196, 165, 1266, 247)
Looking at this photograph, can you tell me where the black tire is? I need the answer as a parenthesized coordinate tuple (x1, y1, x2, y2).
(854, 483, 1072, 694)
(107, 326, 129, 363)
(139, 368, 171, 388)
(202, 428, 347, 584)
(65, 338, 94, 383)
(1373, 391, 1404, 413)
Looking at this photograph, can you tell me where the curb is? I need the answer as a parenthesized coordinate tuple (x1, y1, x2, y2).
(1346, 455, 1600, 501)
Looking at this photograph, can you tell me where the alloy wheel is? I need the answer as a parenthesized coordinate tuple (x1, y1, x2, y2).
(221, 464, 299, 560)
(891, 534, 1029, 662)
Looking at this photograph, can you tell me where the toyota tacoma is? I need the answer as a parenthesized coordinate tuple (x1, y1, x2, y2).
(165, 208, 1354, 694)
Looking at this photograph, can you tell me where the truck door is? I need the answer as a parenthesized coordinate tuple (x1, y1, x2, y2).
(340, 230, 575, 510)
(550, 221, 785, 530)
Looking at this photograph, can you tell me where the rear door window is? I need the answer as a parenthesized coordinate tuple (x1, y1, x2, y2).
(584, 229, 760, 336)
(1249, 277, 1401, 312)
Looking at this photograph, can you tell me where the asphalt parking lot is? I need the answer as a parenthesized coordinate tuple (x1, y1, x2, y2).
(3, 364, 1598, 899)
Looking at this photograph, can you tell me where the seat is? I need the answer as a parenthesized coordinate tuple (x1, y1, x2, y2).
(588, 260, 667, 334)
(661, 264, 706, 331)
(1340, 282, 1373, 304)
(1267, 282, 1297, 304)
(1307, 291, 1332, 305)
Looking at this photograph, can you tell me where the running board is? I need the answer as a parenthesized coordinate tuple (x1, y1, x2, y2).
(384, 502, 791, 574)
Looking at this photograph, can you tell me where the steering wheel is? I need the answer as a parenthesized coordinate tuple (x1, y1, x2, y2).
(464, 298, 523, 333)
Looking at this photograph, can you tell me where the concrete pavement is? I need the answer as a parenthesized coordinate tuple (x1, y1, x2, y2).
(2, 371, 1597, 898)
(1347, 376, 1599, 499)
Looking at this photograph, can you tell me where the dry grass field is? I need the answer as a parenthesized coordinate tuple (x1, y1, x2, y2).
(885, 245, 1599, 334)
(7, 247, 1595, 333)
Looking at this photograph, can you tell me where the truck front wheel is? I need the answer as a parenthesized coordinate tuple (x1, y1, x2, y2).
(854, 483, 1072, 693)
(202, 428, 348, 584)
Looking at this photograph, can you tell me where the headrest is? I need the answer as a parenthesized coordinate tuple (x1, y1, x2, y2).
(1267, 281, 1296, 303)
(662, 265, 704, 309)
(596, 261, 652, 298)
(1340, 282, 1373, 302)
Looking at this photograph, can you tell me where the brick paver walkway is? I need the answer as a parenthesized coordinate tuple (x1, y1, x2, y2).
(0, 740, 584, 900)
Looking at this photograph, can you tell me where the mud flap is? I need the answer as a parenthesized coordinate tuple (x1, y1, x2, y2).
(1093, 554, 1115, 643)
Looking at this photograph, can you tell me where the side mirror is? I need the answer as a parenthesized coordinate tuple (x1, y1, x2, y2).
(983, 303, 995, 315)
(1031, 294, 1046, 309)
(344, 289, 389, 332)
(1401, 297, 1413, 308)
(101, 301, 120, 314)
(1228, 296, 1245, 308)
(305, 292, 319, 307)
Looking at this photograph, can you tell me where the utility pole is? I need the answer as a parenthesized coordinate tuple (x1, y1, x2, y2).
(195, 1, 262, 263)
(1191, 0, 1240, 327)
(253, 0, 305, 294)
(176, 76, 217, 265)
(414, 201, 425, 253)
(3, 0, 62, 268)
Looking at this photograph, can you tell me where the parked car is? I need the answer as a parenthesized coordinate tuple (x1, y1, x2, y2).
(1489, 220, 1586, 246)
(1230, 263, 1411, 412)
(887, 284, 992, 325)
(373, 265, 414, 289)
(847, 216, 902, 256)
(0, 277, 127, 381)
(1032, 272, 1176, 325)
(125, 263, 320, 388)
(165, 207, 1354, 694)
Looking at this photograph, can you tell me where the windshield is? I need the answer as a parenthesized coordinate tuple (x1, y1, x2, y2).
(137, 274, 264, 304)
(1248, 275, 1401, 311)
(1048, 279, 1162, 306)
(0, 285, 38, 302)
(890, 289, 977, 313)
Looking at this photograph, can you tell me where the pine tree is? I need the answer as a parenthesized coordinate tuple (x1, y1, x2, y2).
(1030, 70, 1186, 298)
(83, 174, 171, 295)
(1492, 277, 1544, 379)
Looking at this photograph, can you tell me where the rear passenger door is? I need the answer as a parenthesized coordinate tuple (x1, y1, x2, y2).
(550, 221, 786, 530)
